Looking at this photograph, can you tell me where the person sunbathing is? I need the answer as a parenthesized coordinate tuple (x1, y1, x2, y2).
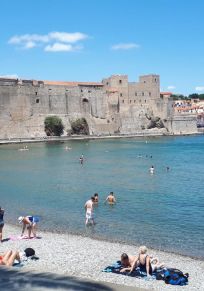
(130, 246, 152, 276)
(120, 253, 137, 273)
(0, 250, 20, 267)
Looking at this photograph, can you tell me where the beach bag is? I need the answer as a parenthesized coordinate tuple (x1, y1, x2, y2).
(163, 268, 189, 285)
(24, 248, 35, 257)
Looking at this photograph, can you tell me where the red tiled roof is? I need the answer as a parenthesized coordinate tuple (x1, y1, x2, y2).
(160, 92, 172, 95)
(44, 80, 103, 86)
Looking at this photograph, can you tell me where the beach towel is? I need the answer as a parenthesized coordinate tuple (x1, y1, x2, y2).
(9, 235, 41, 241)
(102, 261, 155, 279)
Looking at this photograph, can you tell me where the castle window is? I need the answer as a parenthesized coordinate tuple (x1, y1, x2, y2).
(119, 80, 122, 84)
(155, 78, 157, 82)
(49, 88, 52, 91)
(135, 92, 137, 96)
(106, 82, 109, 85)
(149, 92, 151, 96)
(145, 100, 146, 103)
(36, 98, 39, 104)
(35, 92, 38, 96)
(122, 100, 124, 103)
(130, 100, 132, 103)
(142, 92, 144, 96)
(81, 89, 83, 92)
(82, 98, 89, 103)
(120, 93, 123, 97)
(88, 90, 91, 93)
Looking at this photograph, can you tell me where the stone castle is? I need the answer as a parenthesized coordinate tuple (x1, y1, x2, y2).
(0, 74, 197, 138)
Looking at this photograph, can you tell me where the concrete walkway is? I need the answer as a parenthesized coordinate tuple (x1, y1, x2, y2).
(0, 267, 149, 291)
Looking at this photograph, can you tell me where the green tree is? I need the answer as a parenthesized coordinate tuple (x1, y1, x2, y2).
(44, 116, 64, 136)
(71, 118, 89, 135)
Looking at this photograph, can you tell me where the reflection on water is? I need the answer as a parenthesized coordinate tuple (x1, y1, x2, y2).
(0, 136, 204, 258)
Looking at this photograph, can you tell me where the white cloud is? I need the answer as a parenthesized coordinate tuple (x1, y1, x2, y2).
(195, 86, 204, 92)
(44, 43, 82, 52)
(111, 43, 140, 50)
(167, 85, 176, 90)
(24, 41, 36, 49)
(8, 31, 88, 52)
(48, 32, 88, 43)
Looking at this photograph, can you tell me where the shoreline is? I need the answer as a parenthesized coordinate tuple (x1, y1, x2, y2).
(1, 224, 204, 290)
(8, 222, 203, 262)
(0, 132, 201, 145)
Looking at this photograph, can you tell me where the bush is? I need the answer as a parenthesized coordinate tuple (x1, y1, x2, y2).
(44, 116, 64, 136)
(70, 118, 89, 135)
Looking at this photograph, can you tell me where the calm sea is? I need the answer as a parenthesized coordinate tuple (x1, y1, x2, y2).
(0, 136, 204, 259)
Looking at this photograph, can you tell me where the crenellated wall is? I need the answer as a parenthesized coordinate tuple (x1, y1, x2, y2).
(0, 74, 198, 138)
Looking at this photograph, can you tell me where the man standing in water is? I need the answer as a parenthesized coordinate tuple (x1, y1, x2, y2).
(84, 197, 95, 225)
(105, 192, 116, 205)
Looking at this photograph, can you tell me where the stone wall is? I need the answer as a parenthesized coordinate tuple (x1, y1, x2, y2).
(0, 74, 198, 138)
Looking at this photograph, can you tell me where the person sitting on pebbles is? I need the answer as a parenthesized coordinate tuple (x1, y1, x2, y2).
(18, 215, 40, 239)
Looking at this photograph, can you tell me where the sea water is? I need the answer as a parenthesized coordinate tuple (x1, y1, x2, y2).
(0, 136, 203, 258)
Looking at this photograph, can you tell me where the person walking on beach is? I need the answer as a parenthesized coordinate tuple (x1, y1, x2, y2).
(84, 197, 95, 225)
(105, 192, 116, 205)
(0, 206, 5, 242)
(18, 216, 40, 238)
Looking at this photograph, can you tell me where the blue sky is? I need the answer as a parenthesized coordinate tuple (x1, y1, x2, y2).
(1, 0, 204, 95)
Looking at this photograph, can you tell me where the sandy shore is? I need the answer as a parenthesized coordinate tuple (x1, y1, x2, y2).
(0, 224, 203, 291)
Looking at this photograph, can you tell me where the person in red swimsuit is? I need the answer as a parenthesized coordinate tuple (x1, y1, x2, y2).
(0, 250, 20, 267)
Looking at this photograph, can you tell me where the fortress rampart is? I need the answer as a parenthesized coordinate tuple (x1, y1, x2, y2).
(0, 74, 198, 138)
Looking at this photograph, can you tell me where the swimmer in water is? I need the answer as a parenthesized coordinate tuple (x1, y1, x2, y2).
(65, 146, 72, 151)
(79, 154, 84, 165)
(94, 193, 99, 205)
(166, 166, 170, 172)
(149, 165, 155, 174)
(105, 192, 116, 205)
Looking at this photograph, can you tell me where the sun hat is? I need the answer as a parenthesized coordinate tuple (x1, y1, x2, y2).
(18, 216, 24, 224)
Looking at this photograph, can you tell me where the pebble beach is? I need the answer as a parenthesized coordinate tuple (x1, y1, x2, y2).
(0, 224, 203, 291)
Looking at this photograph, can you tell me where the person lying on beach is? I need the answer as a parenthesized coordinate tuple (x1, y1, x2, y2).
(84, 197, 95, 225)
(0, 250, 21, 267)
(105, 192, 116, 205)
(120, 253, 137, 273)
(18, 216, 40, 238)
(0, 206, 5, 242)
(94, 193, 99, 205)
(130, 246, 152, 276)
